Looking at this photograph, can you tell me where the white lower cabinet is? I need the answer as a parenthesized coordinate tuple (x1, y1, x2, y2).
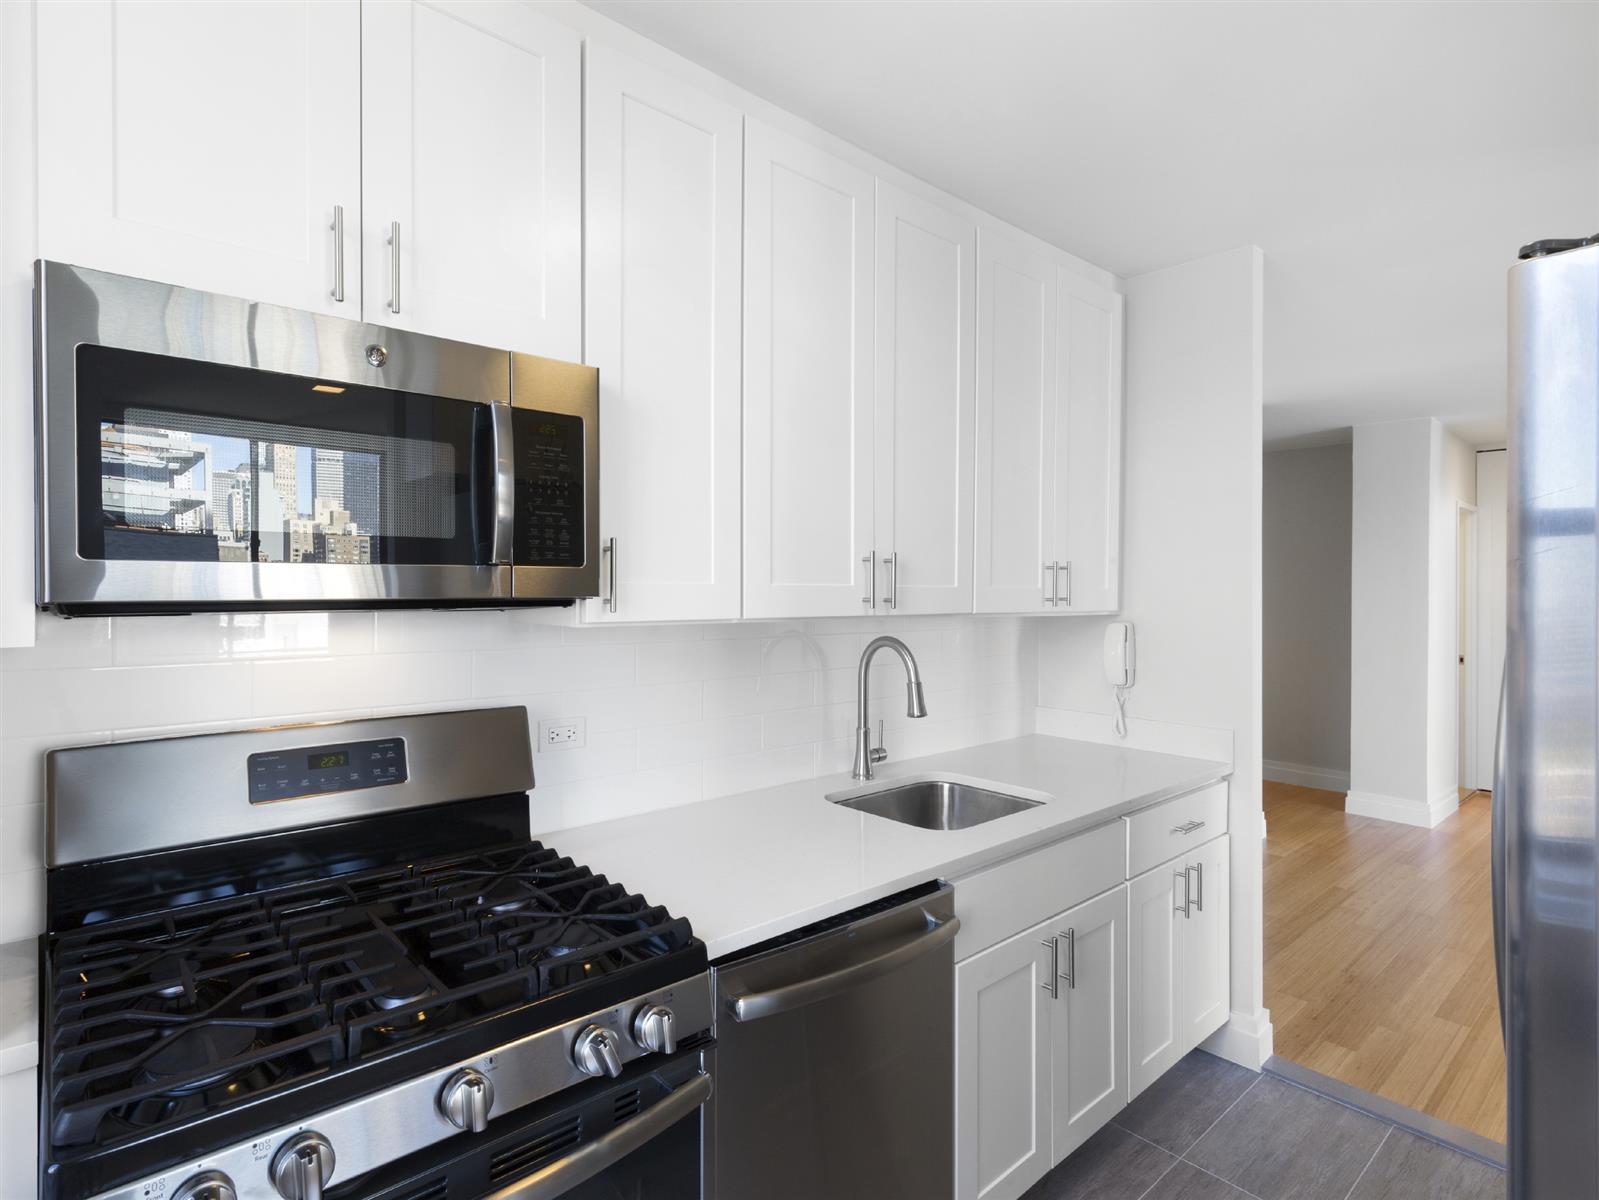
(955, 884, 1128, 1200)
(1129, 834, 1232, 1098)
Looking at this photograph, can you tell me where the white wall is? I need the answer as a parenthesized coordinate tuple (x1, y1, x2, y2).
(1348, 417, 1475, 826)
(0, 610, 1037, 943)
(1474, 449, 1507, 788)
(1034, 244, 1268, 1068)
(1262, 443, 1351, 789)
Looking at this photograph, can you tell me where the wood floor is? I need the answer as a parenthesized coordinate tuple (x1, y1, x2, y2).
(1263, 780, 1506, 1143)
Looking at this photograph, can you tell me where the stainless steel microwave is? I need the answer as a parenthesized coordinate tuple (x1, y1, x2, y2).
(34, 261, 599, 614)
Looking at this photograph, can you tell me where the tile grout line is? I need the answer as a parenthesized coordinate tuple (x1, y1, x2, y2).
(1341, 1127, 1392, 1200)
(1117, 1126, 1183, 1200)
(1177, 1074, 1263, 1163)
(1117, 1076, 1263, 1200)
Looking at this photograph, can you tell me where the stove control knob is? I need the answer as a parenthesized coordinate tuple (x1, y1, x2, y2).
(439, 1066, 495, 1133)
(632, 1004, 678, 1055)
(270, 1131, 336, 1200)
(172, 1171, 237, 1200)
(572, 1024, 624, 1078)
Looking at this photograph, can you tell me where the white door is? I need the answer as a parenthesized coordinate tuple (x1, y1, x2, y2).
(581, 46, 743, 623)
(955, 924, 1052, 1200)
(1053, 270, 1124, 613)
(37, 0, 361, 315)
(743, 120, 875, 618)
(1182, 835, 1232, 1049)
(1128, 858, 1184, 1098)
(361, 0, 580, 357)
(874, 181, 976, 615)
(1049, 885, 1129, 1163)
(974, 228, 1056, 613)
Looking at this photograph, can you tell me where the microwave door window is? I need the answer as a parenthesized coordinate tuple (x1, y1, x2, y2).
(77, 345, 494, 568)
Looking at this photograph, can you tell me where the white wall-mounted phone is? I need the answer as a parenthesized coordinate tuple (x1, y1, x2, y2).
(1104, 622, 1135, 688)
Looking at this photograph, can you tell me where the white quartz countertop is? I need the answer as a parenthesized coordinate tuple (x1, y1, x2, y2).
(1, 936, 39, 1077)
(540, 734, 1230, 962)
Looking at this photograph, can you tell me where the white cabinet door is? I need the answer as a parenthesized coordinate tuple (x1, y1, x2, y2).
(1182, 835, 1232, 1048)
(1128, 858, 1185, 1098)
(1049, 885, 1129, 1162)
(581, 46, 742, 623)
(1052, 270, 1124, 613)
(361, 0, 580, 357)
(743, 120, 874, 618)
(37, 0, 361, 314)
(955, 923, 1052, 1200)
(874, 181, 975, 615)
(974, 228, 1056, 613)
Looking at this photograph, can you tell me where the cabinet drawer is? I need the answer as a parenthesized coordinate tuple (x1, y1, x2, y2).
(1125, 782, 1228, 878)
(952, 820, 1125, 961)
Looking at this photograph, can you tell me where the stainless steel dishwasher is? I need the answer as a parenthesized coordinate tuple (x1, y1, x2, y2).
(707, 882, 959, 1200)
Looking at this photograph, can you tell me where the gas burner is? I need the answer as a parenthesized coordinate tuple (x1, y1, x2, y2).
(475, 875, 542, 914)
(138, 1023, 258, 1094)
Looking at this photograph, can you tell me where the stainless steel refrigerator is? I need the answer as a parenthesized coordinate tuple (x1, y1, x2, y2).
(1500, 232, 1599, 1198)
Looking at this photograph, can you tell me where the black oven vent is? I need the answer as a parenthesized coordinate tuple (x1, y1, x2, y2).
(489, 1115, 584, 1183)
(391, 1179, 448, 1200)
(612, 1088, 642, 1124)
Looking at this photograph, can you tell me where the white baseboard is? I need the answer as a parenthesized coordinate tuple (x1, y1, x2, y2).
(1344, 788, 1458, 829)
(1202, 1007, 1274, 1071)
(1034, 706, 1233, 766)
(1263, 759, 1349, 792)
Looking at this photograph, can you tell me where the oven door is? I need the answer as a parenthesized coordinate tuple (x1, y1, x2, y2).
(355, 1047, 711, 1200)
(36, 260, 517, 613)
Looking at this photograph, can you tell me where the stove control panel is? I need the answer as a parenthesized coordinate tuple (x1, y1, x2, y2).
(247, 737, 408, 804)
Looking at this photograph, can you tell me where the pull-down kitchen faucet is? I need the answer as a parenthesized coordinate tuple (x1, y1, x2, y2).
(854, 636, 928, 780)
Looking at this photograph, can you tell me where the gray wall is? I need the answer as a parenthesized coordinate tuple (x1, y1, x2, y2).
(1264, 442, 1352, 783)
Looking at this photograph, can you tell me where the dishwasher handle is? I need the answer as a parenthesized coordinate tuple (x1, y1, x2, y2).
(724, 913, 961, 1023)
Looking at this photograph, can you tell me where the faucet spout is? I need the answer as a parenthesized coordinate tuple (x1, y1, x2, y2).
(853, 636, 928, 780)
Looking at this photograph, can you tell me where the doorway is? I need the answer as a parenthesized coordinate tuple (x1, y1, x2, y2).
(1458, 503, 1478, 791)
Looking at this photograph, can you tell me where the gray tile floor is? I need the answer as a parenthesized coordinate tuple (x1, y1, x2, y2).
(1022, 1052, 1506, 1200)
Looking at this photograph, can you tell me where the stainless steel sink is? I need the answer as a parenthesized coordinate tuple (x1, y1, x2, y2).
(830, 779, 1042, 830)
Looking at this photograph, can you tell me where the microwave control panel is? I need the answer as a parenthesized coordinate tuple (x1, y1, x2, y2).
(247, 737, 408, 804)
(512, 408, 585, 567)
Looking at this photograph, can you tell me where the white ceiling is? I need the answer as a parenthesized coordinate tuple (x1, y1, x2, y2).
(582, 0, 1598, 448)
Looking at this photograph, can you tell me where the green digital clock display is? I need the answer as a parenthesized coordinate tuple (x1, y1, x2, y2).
(310, 750, 350, 770)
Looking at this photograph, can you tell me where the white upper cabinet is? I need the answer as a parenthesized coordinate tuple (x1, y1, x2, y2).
(1053, 270, 1124, 613)
(36, 0, 362, 315)
(974, 228, 1057, 613)
(743, 120, 875, 619)
(361, 0, 581, 358)
(974, 228, 1124, 615)
(874, 182, 976, 615)
(582, 46, 743, 623)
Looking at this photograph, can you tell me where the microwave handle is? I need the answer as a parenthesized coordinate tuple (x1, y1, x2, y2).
(490, 403, 515, 565)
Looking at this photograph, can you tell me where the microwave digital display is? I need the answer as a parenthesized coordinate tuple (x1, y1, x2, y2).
(512, 408, 585, 567)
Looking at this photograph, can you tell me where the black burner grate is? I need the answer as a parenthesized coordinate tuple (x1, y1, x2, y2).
(45, 842, 693, 1153)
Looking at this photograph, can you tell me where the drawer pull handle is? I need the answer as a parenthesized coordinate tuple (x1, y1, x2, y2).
(1171, 819, 1206, 835)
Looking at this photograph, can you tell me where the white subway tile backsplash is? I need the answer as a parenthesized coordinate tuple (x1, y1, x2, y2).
(0, 612, 1038, 939)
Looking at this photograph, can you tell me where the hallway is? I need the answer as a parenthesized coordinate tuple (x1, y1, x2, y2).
(1263, 781, 1504, 1143)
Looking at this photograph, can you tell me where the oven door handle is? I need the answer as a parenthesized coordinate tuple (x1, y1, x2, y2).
(724, 913, 961, 1023)
(483, 1071, 712, 1200)
(490, 402, 515, 566)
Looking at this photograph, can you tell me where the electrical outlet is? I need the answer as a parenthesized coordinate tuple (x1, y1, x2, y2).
(538, 717, 585, 751)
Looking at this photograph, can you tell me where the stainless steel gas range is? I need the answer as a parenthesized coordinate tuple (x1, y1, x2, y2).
(37, 707, 712, 1200)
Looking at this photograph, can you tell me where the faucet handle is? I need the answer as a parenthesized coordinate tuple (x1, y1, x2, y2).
(870, 720, 888, 765)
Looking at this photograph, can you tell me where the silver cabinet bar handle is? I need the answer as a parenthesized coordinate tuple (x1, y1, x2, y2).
(1190, 861, 1204, 912)
(1040, 934, 1059, 1000)
(602, 537, 618, 613)
(484, 1072, 712, 1200)
(884, 551, 898, 609)
(1058, 927, 1076, 990)
(862, 550, 877, 609)
(329, 205, 345, 302)
(1043, 561, 1057, 607)
(1051, 560, 1062, 606)
(387, 220, 402, 314)
(1061, 561, 1072, 607)
(1175, 869, 1191, 918)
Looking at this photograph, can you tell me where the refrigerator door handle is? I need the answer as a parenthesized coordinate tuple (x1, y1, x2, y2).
(1492, 659, 1509, 1044)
